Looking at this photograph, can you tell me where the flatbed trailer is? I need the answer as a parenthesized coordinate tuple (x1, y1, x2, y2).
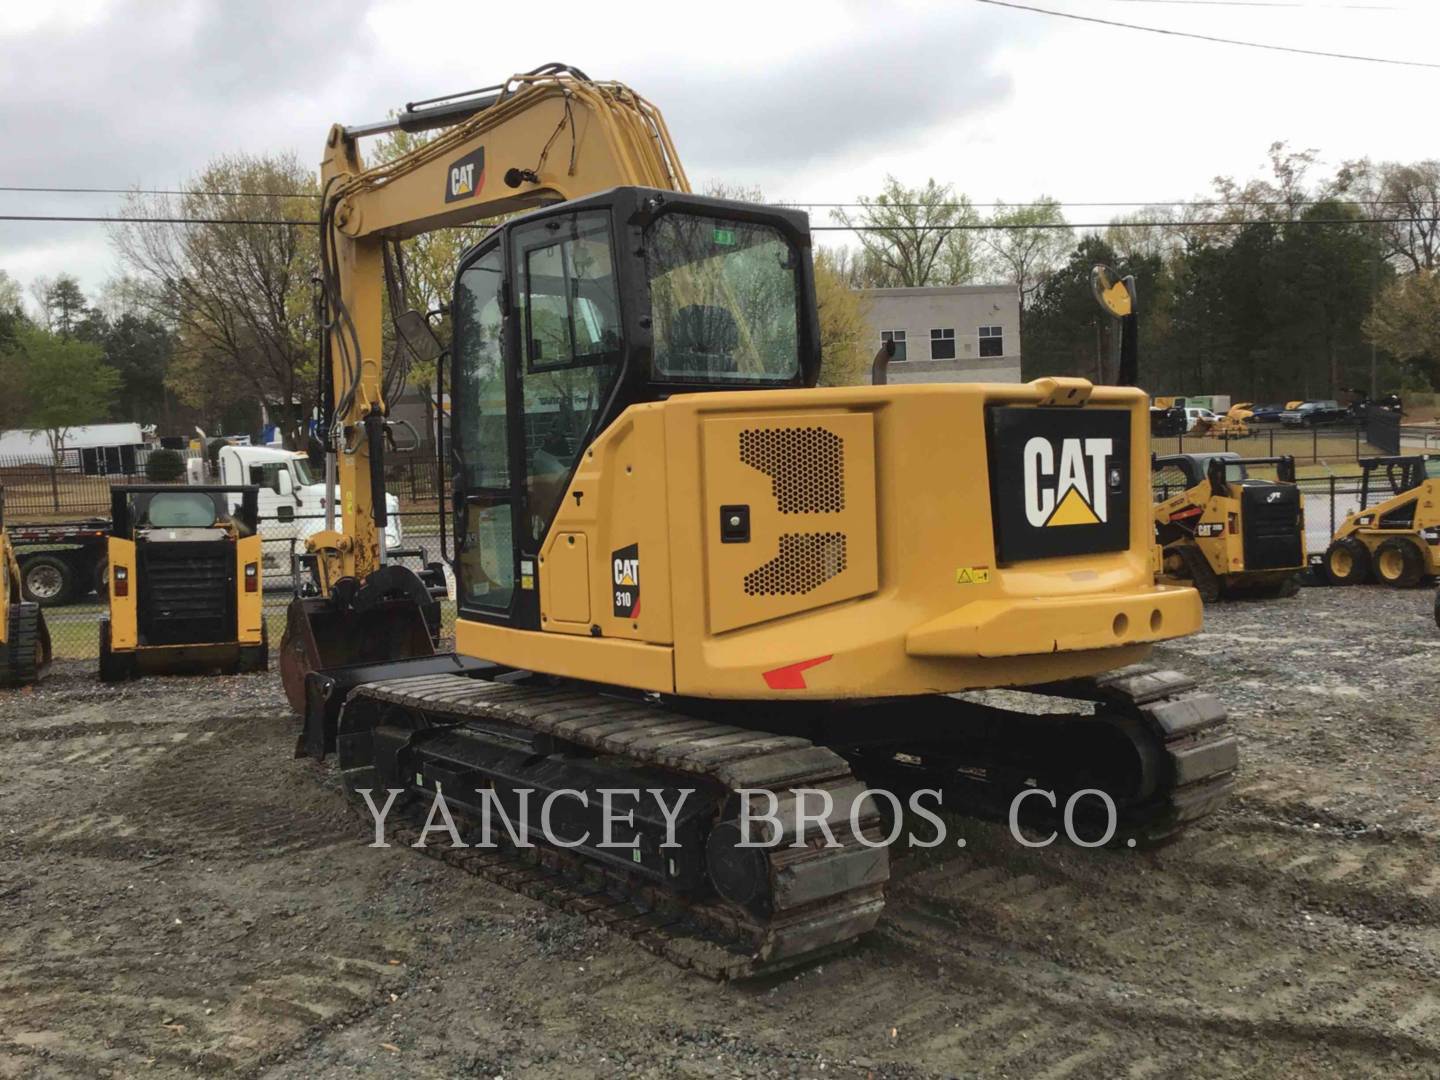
(10, 519, 111, 606)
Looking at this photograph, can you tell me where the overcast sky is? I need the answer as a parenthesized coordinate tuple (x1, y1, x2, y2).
(2, 0, 1436, 306)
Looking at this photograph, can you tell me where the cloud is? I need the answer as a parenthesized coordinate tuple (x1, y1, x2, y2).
(614, 8, 1016, 178)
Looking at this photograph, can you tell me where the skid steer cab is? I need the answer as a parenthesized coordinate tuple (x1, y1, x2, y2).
(99, 485, 269, 681)
(1, 487, 52, 687)
(1153, 453, 1305, 601)
(1322, 455, 1440, 588)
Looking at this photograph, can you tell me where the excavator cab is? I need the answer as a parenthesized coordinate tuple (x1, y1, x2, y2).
(449, 187, 818, 632)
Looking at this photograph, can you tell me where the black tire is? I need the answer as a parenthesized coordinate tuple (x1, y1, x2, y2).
(97, 619, 133, 684)
(93, 555, 109, 600)
(236, 623, 270, 674)
(1374, 536, 1425, 589)
(1324, 537, 1370, 586)
(20, 554, 77, 607)
(1433, 588, 1440, 631)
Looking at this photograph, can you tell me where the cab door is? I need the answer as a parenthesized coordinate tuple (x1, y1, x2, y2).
(452, 242, 521, 625)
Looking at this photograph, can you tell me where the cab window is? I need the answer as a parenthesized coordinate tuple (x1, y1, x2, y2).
(511, 211, 624, 543)
(645, 214, 801, 383)
(142, 493, 222, 528)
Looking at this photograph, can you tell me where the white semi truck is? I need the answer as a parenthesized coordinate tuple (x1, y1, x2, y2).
(213, 444, 404, 584)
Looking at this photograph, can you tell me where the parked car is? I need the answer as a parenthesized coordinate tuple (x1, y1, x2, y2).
(1280, 400, 1347, 426)
(1247, 402, 1289, 423)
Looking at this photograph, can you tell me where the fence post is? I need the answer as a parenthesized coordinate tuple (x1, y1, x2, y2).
(1269, 428, 1274, 456)
(1313, 426, 1318, 463)
(1329, 476, 1336, 537)
(49, 462, 60, 513)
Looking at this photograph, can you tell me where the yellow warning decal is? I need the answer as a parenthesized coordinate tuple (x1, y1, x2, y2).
(520, 574, 535, 590)
(1045, 486, 1101, 527)
(955, 567, 992, 585)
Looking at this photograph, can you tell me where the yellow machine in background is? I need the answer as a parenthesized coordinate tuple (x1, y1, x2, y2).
(280, 66, 1238, 978)
(1207, 404, 1253, 439)
(1323, 455, 1440, 588)
(1153, 453, 1305, 600)
(0, 488, 51, 687)
(100, 486, 267, 681)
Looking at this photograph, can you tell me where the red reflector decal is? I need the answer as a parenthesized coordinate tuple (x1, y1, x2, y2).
(762, 655, 833, 690)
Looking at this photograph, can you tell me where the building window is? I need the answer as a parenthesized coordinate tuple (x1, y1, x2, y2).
(880, 329, 907, 361)
(978, 325, 1003, 357)
(929, 328, 956, 361)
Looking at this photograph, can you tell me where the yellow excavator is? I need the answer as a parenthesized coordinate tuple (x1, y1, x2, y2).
(1, 488, 52, 687)
(281, 66, 1237, 977)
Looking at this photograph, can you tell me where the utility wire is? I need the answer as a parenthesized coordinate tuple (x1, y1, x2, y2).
(0, 212, 1426, 231)
(0, 185, 319, 198)
(1105, 1, 1405, 9)
(1, 188, 1424, 210)
(973, 0, 1440, 67)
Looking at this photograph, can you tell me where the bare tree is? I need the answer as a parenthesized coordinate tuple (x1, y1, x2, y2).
(983, 198, 1073, 308)
(111, 153, 319, 442)
(834, 177, 980, 288)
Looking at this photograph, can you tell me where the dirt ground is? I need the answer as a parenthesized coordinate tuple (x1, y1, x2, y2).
(2, 586, 1439, 1079)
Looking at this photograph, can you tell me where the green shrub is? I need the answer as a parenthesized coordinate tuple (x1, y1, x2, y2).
(144, 448, 186, 483)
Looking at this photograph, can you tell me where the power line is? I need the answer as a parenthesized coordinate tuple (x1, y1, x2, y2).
(2, 187, 1422, 211)
(1105, 0, 1405, 9)
(0, 185, 319, 198)
(973, 0, 1440, 67)
(0, 212, 1425, 231)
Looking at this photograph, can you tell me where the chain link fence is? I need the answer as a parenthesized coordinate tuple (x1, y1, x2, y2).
(1153, 423, 1382, 463)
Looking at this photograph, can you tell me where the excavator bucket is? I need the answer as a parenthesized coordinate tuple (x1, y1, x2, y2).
(279, 564, 459, 755)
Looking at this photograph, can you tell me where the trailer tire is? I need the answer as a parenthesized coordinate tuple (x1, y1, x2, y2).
(1374, 536, 1425, 589)
(93, 555, 109, 599)
(21, 554, 77, 607)
(1323, 538, 1370, 586)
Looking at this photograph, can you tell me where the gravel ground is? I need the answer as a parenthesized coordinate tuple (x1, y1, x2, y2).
(1, 585, 1438, 1078)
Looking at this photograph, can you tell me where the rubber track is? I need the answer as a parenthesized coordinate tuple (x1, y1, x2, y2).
(1176, 544, 1221, 602)
(1067, 662, 1238, 843)
(0, 602, 44, 687)
(342, 674, 889, 980)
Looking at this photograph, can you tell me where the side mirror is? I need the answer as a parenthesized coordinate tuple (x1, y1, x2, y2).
(395, 309, 443, 363)
(276, 470, 293, 497)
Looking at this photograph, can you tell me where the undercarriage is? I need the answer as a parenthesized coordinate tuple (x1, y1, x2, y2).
(326, 661, 1237, 979)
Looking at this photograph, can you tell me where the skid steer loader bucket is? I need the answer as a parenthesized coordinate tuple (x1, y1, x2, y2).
(279, 563, 440, 723)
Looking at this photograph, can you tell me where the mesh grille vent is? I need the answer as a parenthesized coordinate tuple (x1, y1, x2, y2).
(744, 532, 848, 596)
(739, 426, 845, 514)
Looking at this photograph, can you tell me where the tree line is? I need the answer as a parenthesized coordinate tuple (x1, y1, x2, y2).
(828, 145, 1440, 401)
(3, 141, 1436, 461)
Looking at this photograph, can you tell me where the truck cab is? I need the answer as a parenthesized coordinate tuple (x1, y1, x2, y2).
(214, 444, 402, 581)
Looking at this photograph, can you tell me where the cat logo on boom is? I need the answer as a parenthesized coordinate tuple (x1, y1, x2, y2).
(444, 147, 486, 204)
(1023, 436, 1115, 528)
